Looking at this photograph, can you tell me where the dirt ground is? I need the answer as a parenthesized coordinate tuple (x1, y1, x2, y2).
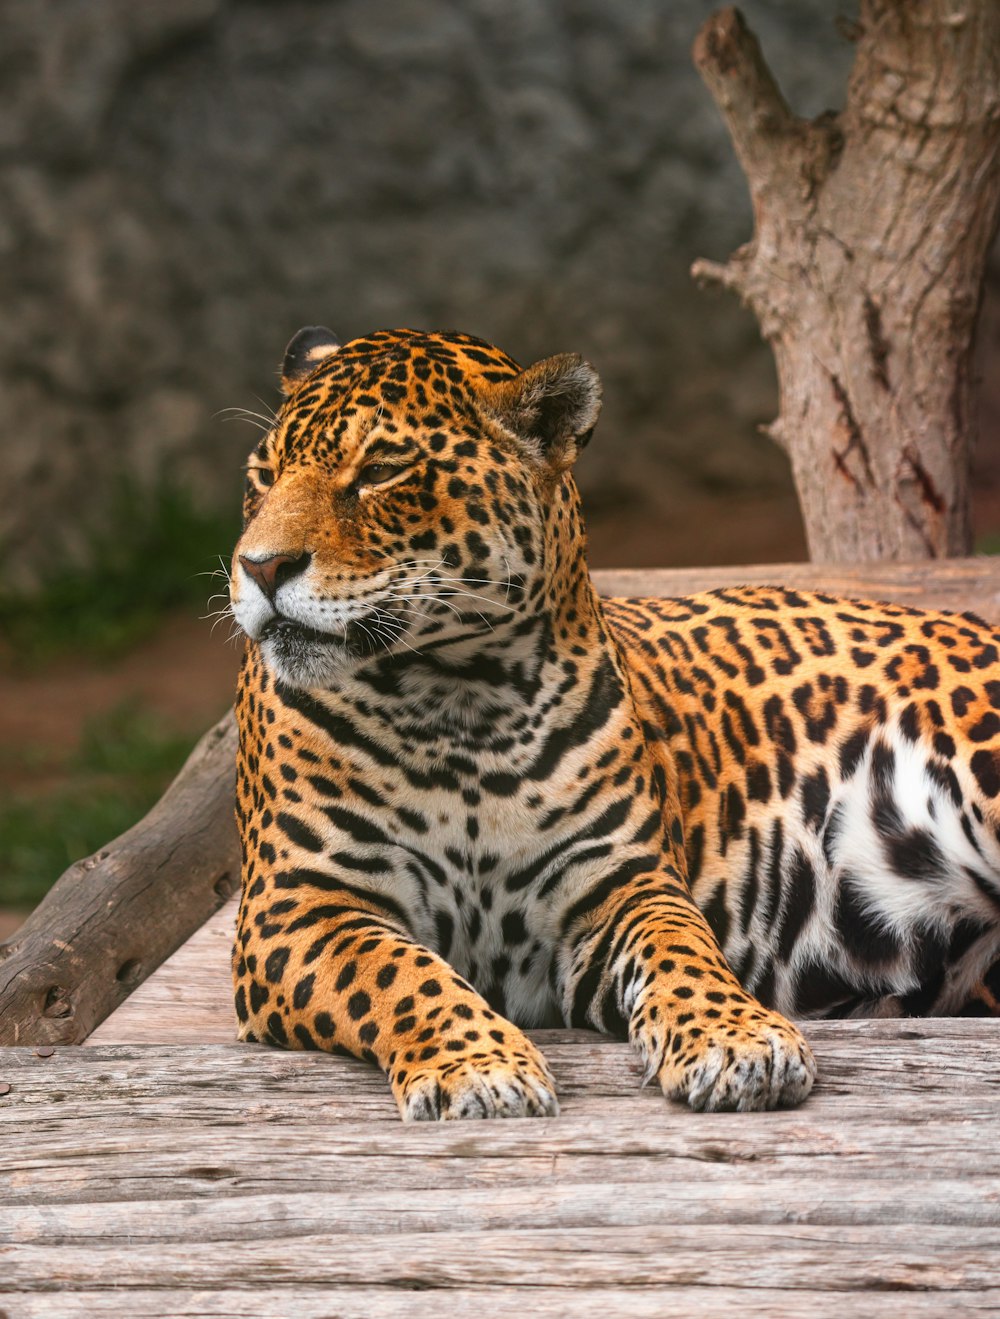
(0, 615, 242, 793)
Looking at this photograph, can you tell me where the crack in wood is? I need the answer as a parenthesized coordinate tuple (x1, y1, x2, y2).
(864, 295, 891, 391)
(903, 446, 946, 515)
(896, 499, 938, 558)
(829, 373, 875, 488)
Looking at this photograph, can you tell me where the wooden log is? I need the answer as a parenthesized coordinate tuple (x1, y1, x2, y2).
(0, 713, 240, 1046)
(3, 560, 998, 1046)
(593, 558, 1000, 620)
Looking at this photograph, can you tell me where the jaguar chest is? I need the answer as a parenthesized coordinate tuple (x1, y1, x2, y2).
(265, 768, 605, 1026)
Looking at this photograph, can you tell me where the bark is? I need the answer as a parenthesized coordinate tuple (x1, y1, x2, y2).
(692, 3, 1000, 561)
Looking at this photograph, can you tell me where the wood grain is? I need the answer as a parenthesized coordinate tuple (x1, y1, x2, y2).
(1, 1024, 999, 1316)
(10, 1288, 1000, 1319)
(5, 1224, 1000, 1289)
(86, 896, 239, 1046)
(593, 558, 1000, 619)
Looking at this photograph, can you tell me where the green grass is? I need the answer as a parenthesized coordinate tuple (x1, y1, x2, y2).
(0, 480, 241, 663)
(0, 704, 200, 910)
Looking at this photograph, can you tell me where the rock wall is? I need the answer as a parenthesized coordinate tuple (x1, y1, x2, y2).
(0, 0, 904, 585)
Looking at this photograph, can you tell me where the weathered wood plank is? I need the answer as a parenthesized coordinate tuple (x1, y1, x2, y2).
(9, 1288, 1000, 1319)
(10, 1022, 1000, 1133)
(2, 1151, 999, 1224)
(7, 1086, 1000, 1150)
(0, 1113, 997, 1208)
(1, 1027, 998, 1209)
(2, 1087, 986, 1145)
(592, 558, 1000, 619)
(1, 1118, 997, 1202)
(86, 896, 239, 1046)
(4, 1154, 998, 1223)
(3, 1020, 997, 1315)
(5, 1224, 1000, 1290)
(2, 1099, 998, 1189)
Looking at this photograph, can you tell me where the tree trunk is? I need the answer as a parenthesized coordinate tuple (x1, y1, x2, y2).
(692, 3, 1000, 561)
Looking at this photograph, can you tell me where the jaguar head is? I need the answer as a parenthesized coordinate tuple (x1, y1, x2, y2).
(230, 326, 602, 689)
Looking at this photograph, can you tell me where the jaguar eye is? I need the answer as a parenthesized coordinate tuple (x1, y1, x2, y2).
(358, 463, 406, 488)
(247, 464, 274, 488)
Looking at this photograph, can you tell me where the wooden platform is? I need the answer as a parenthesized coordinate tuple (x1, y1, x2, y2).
(2, 895, 1000, 1316)
(86, 895, 241, 1047)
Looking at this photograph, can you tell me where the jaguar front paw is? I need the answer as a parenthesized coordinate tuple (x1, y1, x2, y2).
(392, 1026, 558, 1121)
(635, 997, 816, 1112)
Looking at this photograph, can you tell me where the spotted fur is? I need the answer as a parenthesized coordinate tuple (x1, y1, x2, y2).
(229, 326, 1000, 1120)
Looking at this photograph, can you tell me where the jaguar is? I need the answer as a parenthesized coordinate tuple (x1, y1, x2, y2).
(229, 325, 1000, 1120)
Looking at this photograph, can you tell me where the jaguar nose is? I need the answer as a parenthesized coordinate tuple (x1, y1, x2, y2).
(239, 551, 311, 600)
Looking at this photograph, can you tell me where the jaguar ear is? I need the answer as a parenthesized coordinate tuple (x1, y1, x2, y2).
(280, 326, 341, 395)
(484, 353, 602, 469)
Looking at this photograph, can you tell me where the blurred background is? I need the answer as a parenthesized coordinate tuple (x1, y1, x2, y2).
(2, 0, 999, 924)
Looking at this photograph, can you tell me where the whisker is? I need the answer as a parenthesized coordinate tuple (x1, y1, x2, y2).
(382, 582, 516, 612)
(435, 589, 516, 612)
(437, 574, 525, 594)
(250, 394, 280, 423)
(215, 406, 278, 432)
(380, 593, 471, 626)
(382, 595, 497, 635)
(217, 415, 270, 435)
(202, 605, 233, 624)
(370, 606, 422, 658)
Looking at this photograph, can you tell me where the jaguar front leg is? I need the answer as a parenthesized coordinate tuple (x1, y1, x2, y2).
(559, 866, 816, 1111)
(234, 878, 558, 1121)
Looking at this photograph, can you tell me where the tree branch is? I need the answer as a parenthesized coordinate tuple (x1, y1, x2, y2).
(690, 255, 749, 299)
(691, 7, 808, 215)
